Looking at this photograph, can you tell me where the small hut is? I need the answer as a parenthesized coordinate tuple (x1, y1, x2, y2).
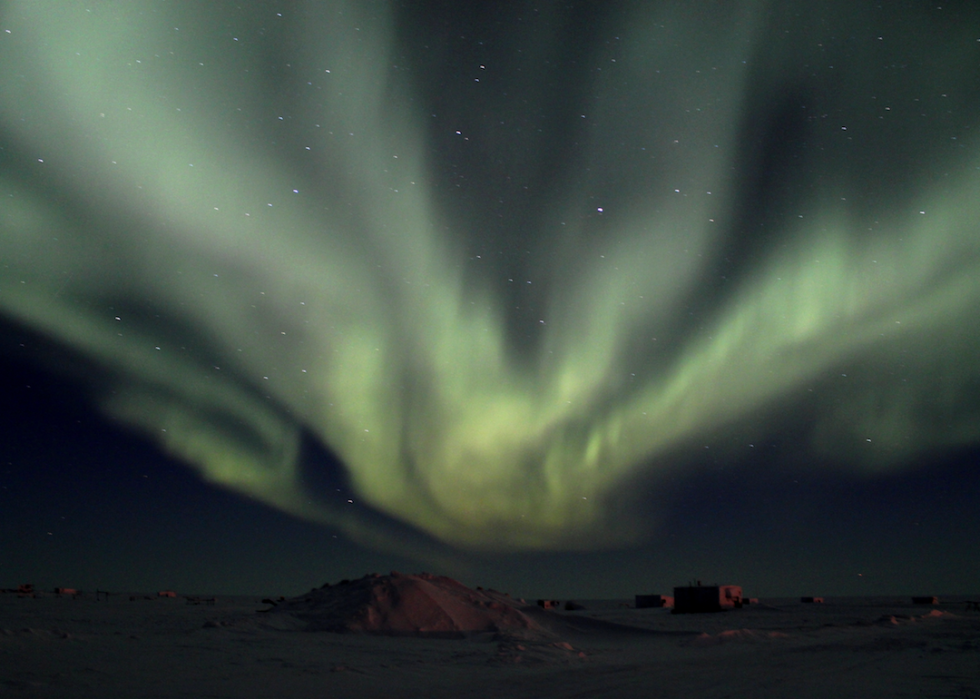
(635, 594, 674, 609)
(672, 584, 743, 613)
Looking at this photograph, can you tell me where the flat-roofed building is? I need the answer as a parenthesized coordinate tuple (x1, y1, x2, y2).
(673, 585, 743, 613)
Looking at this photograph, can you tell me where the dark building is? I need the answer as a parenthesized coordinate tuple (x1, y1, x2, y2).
(672, 585, 743, 613)
(635, 594, 673, 609)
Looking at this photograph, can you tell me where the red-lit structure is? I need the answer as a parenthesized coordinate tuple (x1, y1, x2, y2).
(672, 585, 743, 613)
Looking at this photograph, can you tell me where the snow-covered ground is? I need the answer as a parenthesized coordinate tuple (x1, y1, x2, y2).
(2, 585, 978, 698)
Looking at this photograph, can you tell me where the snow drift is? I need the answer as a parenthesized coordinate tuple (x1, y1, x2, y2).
(264, 572, 546, 637)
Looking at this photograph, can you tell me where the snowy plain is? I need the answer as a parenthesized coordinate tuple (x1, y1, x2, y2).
(2, 578, 979, 699)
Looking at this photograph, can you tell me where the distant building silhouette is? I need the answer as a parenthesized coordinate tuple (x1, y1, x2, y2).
(635, 594, 673, 609)
(673, 585, 743, 613)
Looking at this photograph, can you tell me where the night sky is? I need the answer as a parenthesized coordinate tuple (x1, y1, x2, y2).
(2, 1, 980, 600)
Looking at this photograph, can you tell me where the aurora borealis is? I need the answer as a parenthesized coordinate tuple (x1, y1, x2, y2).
(2, 1, 980, 595)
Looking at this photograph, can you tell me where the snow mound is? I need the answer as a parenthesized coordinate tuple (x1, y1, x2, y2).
(264, 572, 547, 637)
(876, 609, 956, 626)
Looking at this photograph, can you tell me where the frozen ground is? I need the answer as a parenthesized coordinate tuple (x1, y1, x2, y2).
(2, 590, 979, 698)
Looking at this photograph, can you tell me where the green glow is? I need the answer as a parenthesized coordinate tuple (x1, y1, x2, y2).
(1, 2, 979, 552)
